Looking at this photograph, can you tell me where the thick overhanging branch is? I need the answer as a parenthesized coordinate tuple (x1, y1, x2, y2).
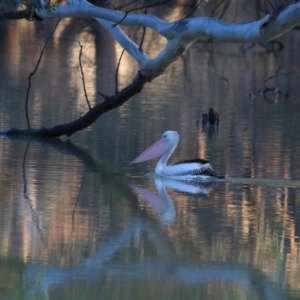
(36, 1, 300, 45)
(79, 0, 149, 67)
(2, 1, 300, 138)
(37, 4, 170, 37)
(1, 73, 149, 137)
(3, 1, 300, 46)
(4, 2, 300, 71)
(93, 16, 149, 66)
(178, 2, 300, 44)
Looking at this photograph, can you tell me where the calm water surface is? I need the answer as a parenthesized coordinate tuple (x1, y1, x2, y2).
(0, 16, 300, 300)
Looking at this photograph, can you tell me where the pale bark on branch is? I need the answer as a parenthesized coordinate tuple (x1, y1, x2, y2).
(2, 0, 300, 137)
(37, 1, 300, 79)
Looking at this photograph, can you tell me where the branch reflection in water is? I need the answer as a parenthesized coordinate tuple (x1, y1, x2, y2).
(0, 135, 296, 300)
(131, 176, 218, 224)
(22, 170, 282, 300)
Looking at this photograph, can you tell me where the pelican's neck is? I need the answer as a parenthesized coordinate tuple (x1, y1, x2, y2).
(155, 139, 178, 174)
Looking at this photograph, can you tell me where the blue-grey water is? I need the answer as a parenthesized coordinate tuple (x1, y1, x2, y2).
(0, 14, 300, 300)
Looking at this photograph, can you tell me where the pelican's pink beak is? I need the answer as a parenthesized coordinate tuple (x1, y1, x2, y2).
(130, 137, 169, 164)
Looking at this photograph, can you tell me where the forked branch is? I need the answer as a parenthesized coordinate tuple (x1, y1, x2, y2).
(3, 72, 150, 137)
(262, 67, 300, 96)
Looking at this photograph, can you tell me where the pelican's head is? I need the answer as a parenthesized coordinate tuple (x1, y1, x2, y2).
(162, 131, 180, 145)
(130, 130, 180, 164)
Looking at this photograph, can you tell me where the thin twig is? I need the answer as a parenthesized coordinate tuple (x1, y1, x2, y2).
(263, 66, 282, 94)
(262, 66, 300, 96)
(266, 0, 275, 10)
(218, 0, 230, 20)
(260, 2, 292, 29)
(78, 42, 91, 110)
(139, 8, 147, 51)
(211, 0, 230, 19)
(97, 91, 109, 100)
(107, 0, 117, 10)
(211, 0, 223, 17)
(186, 0, 203, 17)
(139, 26, 147, 51)
(112, 0, 169, 27)
(115, 47, 126, 93)
(25, 19, 61, 129)
(112, 11, 128, 28)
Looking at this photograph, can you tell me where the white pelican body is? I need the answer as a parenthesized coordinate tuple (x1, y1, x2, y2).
(131, 131, 224, 179)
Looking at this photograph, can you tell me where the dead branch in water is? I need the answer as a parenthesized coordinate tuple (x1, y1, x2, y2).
(2, 72, 150, 137)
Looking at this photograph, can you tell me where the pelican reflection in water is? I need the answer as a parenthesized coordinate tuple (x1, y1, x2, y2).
(131, 177, 218, 224)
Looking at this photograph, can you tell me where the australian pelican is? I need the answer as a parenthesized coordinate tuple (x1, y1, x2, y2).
(130, 131, 224, 179)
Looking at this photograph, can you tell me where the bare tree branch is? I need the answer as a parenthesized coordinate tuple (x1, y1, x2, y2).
(261, 2, 294, 29)
(78, 42, 91, 110)
(266, 0, 275, 10)
(97, 91, 109, 100)
(211, 0, 230, 19)
(112, 11, 129, 28)
(262, 67, 300, 96)
(186, 0, 202, 18)
(107, 0, 117, 10)
(112, 0, 170, 28)
(3, 0, 300, 138)
(2, 72, 150, 137)
(25, 18, 61, 129)
(115, 48, 126, 93)
(138, 6, 148, 51)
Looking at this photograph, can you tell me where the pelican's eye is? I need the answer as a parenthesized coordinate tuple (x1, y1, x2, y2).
(163, 134, 166, 138)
